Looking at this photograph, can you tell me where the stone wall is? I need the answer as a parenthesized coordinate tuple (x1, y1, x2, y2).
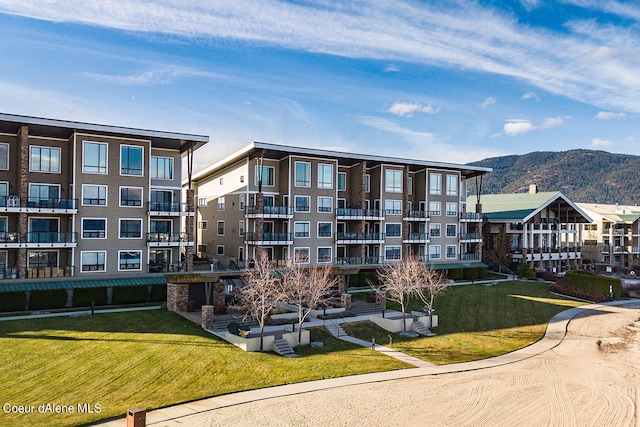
(167, 282, 189, 312)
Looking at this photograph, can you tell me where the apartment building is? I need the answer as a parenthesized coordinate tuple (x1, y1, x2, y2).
(576, 203, 640, 269)
(190, 142, 490, 269)
(0, 113, 207, 280)
(474, 185, 592, 272)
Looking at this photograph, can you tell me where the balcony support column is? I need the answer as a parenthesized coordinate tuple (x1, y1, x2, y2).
(359, 161, 366, 263)
(403, 165, 410, 258)
(17, 125, 29, 278)
(184, 189, 195, 272)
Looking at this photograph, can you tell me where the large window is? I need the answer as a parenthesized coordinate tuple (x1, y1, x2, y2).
(120, 187, 142, 207)
(29, 184, 59, 204)
(82, 185, 107, 206)
(446, 245, 457, 259)
(295, 161, 311, 187)
(385, 169, 402, 192)
(317, 247, 332, 263)
(429, 245, 441, 259)
(254, 165, 275, 187)
(121, 145, 143, 176)
(385, 199, 402, 215)
(0, 143, 8, 170)
(385, 245, 401, 261)
(30, 146, 60, 173)
(429, 223, 441, 238)
(119, 219, 142, 238)
(217, 221, 225, 236)
(446, 224, 457, 237)
(82, 218, 106, 239)
(446, 174, 458, 196)
(338, 172, 346, 191)
(429, 201, 441, 216)
(28, 251, 58, 268)
(446, 202, 458, 216)
(430, 173, 442, 195)
(119, 250, 142, 271)
(83, 141, 107, 174)
(150, 156, 173, 179)
(28, 218, 58, 243)
(385, 223, 401, 237)
(318, 163, 333, 188)
(317, 196, 333, 213)
(294, 247, 309, 264)
(365, 174, 370, 192)
(294, 222, 310, 238)
(81, 251, 106, 272)
(318, 222, 332, 238)
(295, 196, 310, 212)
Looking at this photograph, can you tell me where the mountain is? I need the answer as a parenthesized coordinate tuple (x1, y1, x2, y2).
(467, 149, 640, 205)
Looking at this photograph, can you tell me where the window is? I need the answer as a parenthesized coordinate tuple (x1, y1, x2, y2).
(30, 146, 60, 173)
(385, 245, 401, 261)
(239, 194, 245, 210)
(429, 245, 441, 259)
(121, 145, 143, 176)
(295, 196, 310, 212)
(317, 196, 333, 213)
(198, 221, 208, 230)
(120, 187, 142, 207)
(0, 143, 8, 170)
(317, 247, 332, 263)
(240, 175, 245, 183)
(150, 190, 172, 210)
(337, 198, 346, 209)
(385, 200, 402, 215)
(81, 251, 106, 272)
(318, 222, 332, 238)
(217, 196, 225, 211)
(295, 161, 311, 187)
(386, 169, 402, 192)
(446, 174, 458, 196)
(294, 222, 310, 238)
(446, 245, 457, 259)
(119, 219, 142, 238)
(217, 221, 225, 236)
(28, 251, 58, 268)
(28, 218, 58, 243)
(219, 178, 223, 185)
(294, 247, 309, 263)
(239, 220, 244, 237)
(338, 172, 346, 191)
(446, 224, 457, 237)
(429, 223, 441, 238)
(83, 141, 107, 174)
(217, 245, 225, 256)
(150, 156, 173, 179)
(119, 250, 142, 271)
(385, 223, 401, 237)
(254, 165, 275, 186)
(429, 201, 441, 216)
(198, 197, 207, 207)
(28, 184, 59, 207)
(365, 174, 370, 192)
(318, 163, 333, 188)
(82, 218, 106, 239)
(408, 177, 413, 195)
(446, 202, 458, 216)
(430, 173, 442, 195)
(82, 185, 107, 206)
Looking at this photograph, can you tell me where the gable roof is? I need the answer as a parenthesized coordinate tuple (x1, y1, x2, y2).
(576, 203, 640, 224)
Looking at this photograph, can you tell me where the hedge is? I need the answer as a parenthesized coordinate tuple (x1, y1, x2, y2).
(565, 270, 622, 299)
(150, 284, 167, 302)
(73, 287, 108, 307)
(112, 285, 149, 305)
(30, 289, 68, 310)
(447, 268, 463, 280)
(477, 266, 488, 279)
(463, 267, 479, 281)
(0, 291, 27, 312)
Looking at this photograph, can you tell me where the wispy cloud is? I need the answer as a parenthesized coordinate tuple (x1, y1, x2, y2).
(501, 116, 566, 136)
(594, 111, 626, 120)
(384, 64, 400, 72)
(481, 97, 496, 108)
(2, 1, 640, 112)
(522, 92, 540, 102)
(591, 137, 614, 147)
(387, 102, 439, 117)
(79, 66, 228, 86)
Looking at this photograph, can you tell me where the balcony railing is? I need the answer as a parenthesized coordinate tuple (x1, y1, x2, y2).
(245, 206, 294, 217)
(459, 212, 482, 221)
(404, 232, 430, 243)
(148, 202, 192, 214)
(146, 232, 189, 243)
(148, 262, 185, 273)
(335, 208, 385, 220)
(460, 253, 479, 261)
(27, 232, 77, 244)
(244, 232, 294, 244)
(0, 266, 75, 280)
(27, 198, 78, 210)
(404, 210, 429, 221)
(459, 233, 482, 241)
(335, 232, 385, 243)
(0, 232, 21, 243)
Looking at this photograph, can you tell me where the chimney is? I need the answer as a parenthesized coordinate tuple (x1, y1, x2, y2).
(529, 184, 538, 194)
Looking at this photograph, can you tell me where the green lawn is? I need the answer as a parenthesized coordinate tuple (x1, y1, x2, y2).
(0, 310, 410, 427)
(344, 281, 585, 364)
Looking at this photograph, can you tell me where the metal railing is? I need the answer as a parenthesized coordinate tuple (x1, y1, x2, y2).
(244, 232, 294, 243)
(335, 208, 384, 218)
(146, 232, 189, 243)
(148, 202, 193, 213)
(27, 232, 77, 243)
(245, 205, 294, 216)
(336, 232, 385, 242)
(404, 210, 429, 220)
(26, 198, 78, 210)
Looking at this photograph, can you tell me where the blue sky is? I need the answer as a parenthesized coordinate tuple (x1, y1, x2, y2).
(0, 1, 639, 174)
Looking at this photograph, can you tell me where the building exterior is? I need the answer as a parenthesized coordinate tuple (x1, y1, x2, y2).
(473, 185, 592, 272)
(576, 203, 640, 270)
(0, 113, 207, 280)
(190, 142, 490, 269)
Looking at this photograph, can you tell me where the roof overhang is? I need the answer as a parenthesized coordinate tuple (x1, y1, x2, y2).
(523, 192, 592, 223)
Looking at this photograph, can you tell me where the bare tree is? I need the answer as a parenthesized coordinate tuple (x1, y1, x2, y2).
(282, 260, 338, 346)
(238, 252, 287, 351)
(490, 229, 511, 274)
(414, 265, 449, 328)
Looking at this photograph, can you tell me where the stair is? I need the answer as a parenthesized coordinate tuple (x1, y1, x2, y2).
(272, 338, 298, 357)
(349, 299, 384, 316)
(210, 314, 258, 332)
(324, 321, 347, 338)
(412, 319, 431, 336)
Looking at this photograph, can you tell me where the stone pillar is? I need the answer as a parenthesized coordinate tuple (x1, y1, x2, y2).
(201, 305, 215, 329)
(212, 280, 226, 306)
(17, 125, 28, 278)
(167, 282, 189, 312)
(255, 192, 264, 258)
(185, 189, 195, 272)
(337, 274, 346, 294)
(340, 293, 352, 310)
(359, 161, 367, 263)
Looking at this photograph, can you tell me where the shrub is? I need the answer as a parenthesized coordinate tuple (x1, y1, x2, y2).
(477, 266, 488, 279)
(548, 283, 609, 303)
(73, 287, 108, 307)
(150, 284, 167, 302)
(0, 291, 27, 312)
(112, 285, 149, 305)
(447, 268, 463, 281)
(463, 267, 479, 281)
(518, 263, 537, 280)
(565, 270, 622, 299)
(30, 289, 69, 310)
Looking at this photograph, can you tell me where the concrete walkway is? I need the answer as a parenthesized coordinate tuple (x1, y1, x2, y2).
(94, 299, 640, 427)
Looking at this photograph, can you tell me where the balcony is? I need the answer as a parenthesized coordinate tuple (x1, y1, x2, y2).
(613, 245, 628, 254)
(244, 232, 294, 245)
(148, 202, 193, 216)
(0, 232, 21, 247)
(633, 247, 640, 254)
(459, 232, 482, 242)
(335, 232, 385, 244)
(336, 208, 384, 220)
(0, 197, 78, 213)
(460, 253, 479, 261)
(459, 212, 482, 222)
(403, 232, 430, 243)
(404, 210, 429, 221)
(26, 232, 77, 247)
(245, 206, 294, 218)
(147, 232, 192, 247)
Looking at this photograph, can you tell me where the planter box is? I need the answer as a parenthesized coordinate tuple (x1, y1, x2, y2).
(369, 314, 439, 332)
(270, 312, 299, 320)
(309, 307, 345, 318)
(223, 329, 310, 352)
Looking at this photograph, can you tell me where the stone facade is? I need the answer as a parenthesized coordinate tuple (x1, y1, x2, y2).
(201, 304, 215, 329)
(341, 293, 352, 309)
(167, 282, 189, 312)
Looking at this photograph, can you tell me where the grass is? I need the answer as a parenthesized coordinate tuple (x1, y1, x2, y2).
(344, 280, 585, 365)
(0, 310, 410, 427)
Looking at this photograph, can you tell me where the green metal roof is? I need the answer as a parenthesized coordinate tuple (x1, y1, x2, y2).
(429, 262, 488, 270)
(0, 276, 167, 293)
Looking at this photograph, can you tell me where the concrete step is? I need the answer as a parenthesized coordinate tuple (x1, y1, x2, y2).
(412, 320, 432, 336)
(272, 339, 298, 357)
(324, 322, 347, 338)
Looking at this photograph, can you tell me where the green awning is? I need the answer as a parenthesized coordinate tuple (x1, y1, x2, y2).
(0, 276, 167, 293)
(428, 262, 488, 270)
